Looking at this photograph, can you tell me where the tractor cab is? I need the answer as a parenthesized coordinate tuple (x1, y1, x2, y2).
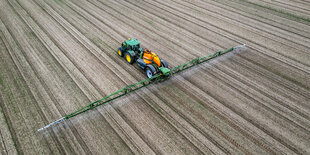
(122, 39, 142, 52)
(118, 38, 144, 64)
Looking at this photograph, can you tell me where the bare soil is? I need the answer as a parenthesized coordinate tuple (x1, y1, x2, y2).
(0, 0, 309, 154)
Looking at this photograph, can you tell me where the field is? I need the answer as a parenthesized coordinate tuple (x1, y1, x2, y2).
(0, 0, 310, 154)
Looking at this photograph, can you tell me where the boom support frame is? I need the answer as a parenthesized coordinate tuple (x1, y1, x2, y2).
(37, 45, 245, 132)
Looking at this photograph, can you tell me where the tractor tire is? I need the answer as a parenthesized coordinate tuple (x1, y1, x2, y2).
(117, 47, 124, 57)
(145, 65, 156, 78)
(125, 52, 135, 64)
(160, 59, 169, 68)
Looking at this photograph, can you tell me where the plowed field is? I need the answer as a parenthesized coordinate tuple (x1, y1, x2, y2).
(0, 0, 309, 154)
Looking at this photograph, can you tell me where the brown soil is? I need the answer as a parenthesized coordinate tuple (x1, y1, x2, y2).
(0, 0, 309, 154)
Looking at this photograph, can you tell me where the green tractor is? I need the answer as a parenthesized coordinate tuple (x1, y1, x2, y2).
(117, 38, 171, 78)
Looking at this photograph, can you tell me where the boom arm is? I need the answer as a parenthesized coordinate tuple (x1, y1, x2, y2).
(37, 45, 246, 132)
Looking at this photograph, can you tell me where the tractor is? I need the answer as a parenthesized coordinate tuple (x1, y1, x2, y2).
(117, 38, 171, 78)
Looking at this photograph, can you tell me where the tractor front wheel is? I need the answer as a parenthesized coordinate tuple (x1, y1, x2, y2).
(125, 52, 135, 64)
(117, 47, 124, 57)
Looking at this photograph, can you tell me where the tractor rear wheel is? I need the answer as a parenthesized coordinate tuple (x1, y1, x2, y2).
(160, 59, 169, 68)
(125, 52, 135, 64)
(145, 65, 156, 78)
(117, 47, 124, 57)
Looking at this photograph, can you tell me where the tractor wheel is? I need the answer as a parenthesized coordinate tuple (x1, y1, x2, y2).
(160, 59, 169, 68)
(117, 47, 124, 57)
(145, 65, 156, 78)
(125, 52, 135, 64)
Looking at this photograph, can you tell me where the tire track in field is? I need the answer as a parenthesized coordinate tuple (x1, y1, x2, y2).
(109, 0, 224, 52)
(251, 0, 310, 17)
(160, 87, 251, 154)
(1, 0, 308, 153)
(0, 26, 69, 153)
(78, 0, 310, 137)
(0, 2, 72, 154)
(128, 0, 310, 91)
(158, 95, 238, 153)
(22, 0, 144, 153)
(266, 0, 310, 13)
(14, 0, 310, 153)
(113, 90, 207, 154)
(160, 65, 282, 154)
(0, 31, 23, 155)
(149, 89, 234, 154)
(57, 0, 216, 153)
(0, 15, 64, 154)
(48, 0, 214, 153)
(32, 0, 159, 154)
(158, 73, 276, 154)
(34, 0, 189, 153)
(145, 0, 310, 71)
(0, 77, 9, 155)
(101, 0, 216, 55)
(149, 0, 310, 70)
(232, 0, 310, 26)
(137, 82, 229, 154)
(155, 0, 310, 88)
(141, 0, 310, 89)
(7, 0, 100, 153)
(122, 0, 310, 88)
(116, 0, 308, 153)
(37, 0, 179, 153)
(85, 0, 203, 60)
(11, 2, 113, 153)
(63, 1, 154, 79)
(92, 0, 221, 61)
(169, 83, 276, 154)
(83, 0, 310, 153)
(32, 0, 126, 91)
(196, 65, 309, 154)
(64, 0, 170, 77)
(47, 0, 147, 82)
(238, 51, 310, 96)
(163, 85, 266, 154)
(52, 0, 228, 153)
(224, 56, 310, 114)
(210, 0, 310, 35)
(67, 0, 197, 78)
(170, 69, 296, 154)
(229, 58, 310, 113)
(0, 36, 17, 155)
(181, 68, 305, 154)
(13, 0, 135, 154)
(177, 0, 310, 52)
(213, 62, 310, 131)
(68, 0, 232, 152)
(88, 0, 266, 152)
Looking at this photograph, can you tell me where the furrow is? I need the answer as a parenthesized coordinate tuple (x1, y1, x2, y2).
(177, 0, 310, 51)
(13, 0, 137, 153)
(0, 9, 64, 154)
(143, 0, 310, 88)
(57, 0, 230, 153)
(199, 66, 310, 154)
(149, 0, 310, 70)
(181, 66, 305, 154)
(232, 0, 310, 26)
(250, 0, 310, 18)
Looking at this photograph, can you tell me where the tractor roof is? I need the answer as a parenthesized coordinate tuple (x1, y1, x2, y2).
(125, 39, 140, 46)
